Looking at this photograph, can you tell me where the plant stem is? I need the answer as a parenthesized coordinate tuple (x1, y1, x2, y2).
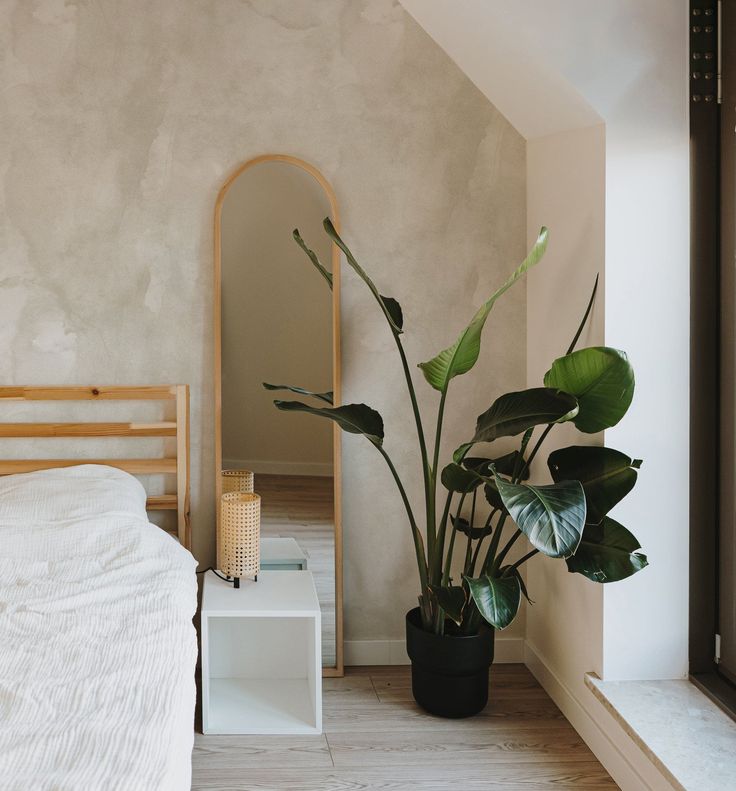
(494, 530, 521, 571)
(432, 485, 454, 585)
(375, 444, 428, 591)
(507, 548, 538, 572)
(427, 387, 448, 565)
(566, 274, 599, 355)
(480, 511, 508, 574)
(441, 491, 467, 585)
(470, 509, 498, 575)
(432, 389, 448, 479)
(464, 489, 477, 570)
(517, 423, 554, 480)
(441, 527, 458, 586)
(505, 427, 534, 486)
(432, 490, 454, 584)
(392, 335, 434, 552)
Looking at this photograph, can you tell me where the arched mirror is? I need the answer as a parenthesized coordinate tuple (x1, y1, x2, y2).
(214, 155, 342, 675)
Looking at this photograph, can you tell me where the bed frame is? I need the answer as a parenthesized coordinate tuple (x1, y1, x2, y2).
(0, 385, 191, 549)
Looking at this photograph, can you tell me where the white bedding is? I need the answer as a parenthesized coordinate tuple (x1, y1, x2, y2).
(0, 465, 198, 791)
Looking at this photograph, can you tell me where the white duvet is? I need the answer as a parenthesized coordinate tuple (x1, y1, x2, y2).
(0, 465, 198, 791)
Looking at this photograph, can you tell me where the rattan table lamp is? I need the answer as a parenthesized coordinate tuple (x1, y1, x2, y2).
(218, 491, 261, 588)
(221, 468, 255, 494)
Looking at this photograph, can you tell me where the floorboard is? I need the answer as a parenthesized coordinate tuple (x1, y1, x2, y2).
(192, 664, 618, 790)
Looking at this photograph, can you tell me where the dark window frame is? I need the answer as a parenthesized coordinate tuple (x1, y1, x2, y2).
(690, 0, 736, 717)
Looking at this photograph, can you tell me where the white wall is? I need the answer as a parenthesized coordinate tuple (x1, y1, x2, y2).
(221, 161, 333, 476)
(602, 131, 690, 681)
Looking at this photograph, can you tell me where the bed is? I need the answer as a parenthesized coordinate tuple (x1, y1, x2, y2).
(0, 386, 197, 791)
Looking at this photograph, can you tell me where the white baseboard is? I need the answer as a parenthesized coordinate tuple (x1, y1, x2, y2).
(223, 458, 334, 477)
(524, 641, 677, 791)
(345, 636, 525, 666)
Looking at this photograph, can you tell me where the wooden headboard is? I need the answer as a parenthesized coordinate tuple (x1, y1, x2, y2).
(0, 385, 191, 549)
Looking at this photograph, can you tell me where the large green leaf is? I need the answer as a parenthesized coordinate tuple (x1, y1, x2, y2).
(500, 565, 533, 604)
(495, 474, 586, 558)
(418, 228, 549, 391)
(463, 451, 529, 480)
(547, 445, 642, 524)
(566, 517, 648, 582)
(263, 382, 333, 405)
(428, 584, 467, 626)
(452, 442, 474, 464)
(464, 573, 521, 630)
(440, 462, 484, 493)
(477, 437, 534, 511)
(471, 388, 578, 444)
(380, 296, 404, 333)
(483, 481, 508, 513)
(323, 219, 403, 333)
(293, 229, 333, 289)
(451, 514, 493, 540)
(544, 347, 634, 433)
(484, 481, 506, 512)
(273, 400, 384, 446)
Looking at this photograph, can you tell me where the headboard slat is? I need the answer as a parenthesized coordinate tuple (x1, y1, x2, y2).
(0, 459, 177, 475)
(146, 495, 177, 510)
(0, 386, 177, 401)
(0, 422, 176, 438)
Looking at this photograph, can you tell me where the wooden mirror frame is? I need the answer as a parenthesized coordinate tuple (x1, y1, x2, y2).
(213, 154, 343, 677)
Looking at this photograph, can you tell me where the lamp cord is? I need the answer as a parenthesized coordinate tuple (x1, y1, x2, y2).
(196, 566, 232, 583)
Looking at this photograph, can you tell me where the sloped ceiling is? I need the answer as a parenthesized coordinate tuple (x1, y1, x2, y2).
(398, 0, 600, 138)
(400, 0, 678, 140)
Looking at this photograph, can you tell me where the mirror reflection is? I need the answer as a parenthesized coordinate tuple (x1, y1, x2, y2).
(220, 160, 337, 668)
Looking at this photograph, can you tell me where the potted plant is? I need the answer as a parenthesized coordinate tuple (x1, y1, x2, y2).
(265, 221, 648, 718)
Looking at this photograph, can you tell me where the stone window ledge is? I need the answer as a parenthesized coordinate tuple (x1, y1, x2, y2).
(585, 672, 736, 791)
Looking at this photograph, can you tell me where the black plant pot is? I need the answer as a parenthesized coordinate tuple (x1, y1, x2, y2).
(405, 607, 494, 718)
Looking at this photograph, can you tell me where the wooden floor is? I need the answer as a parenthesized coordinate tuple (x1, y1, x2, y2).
(192, 664, 617, 790)
(257, 474, 336, 667)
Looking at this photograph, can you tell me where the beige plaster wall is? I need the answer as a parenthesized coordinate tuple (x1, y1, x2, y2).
(526, 123, 606, 685)
(220, 161, 333, 475)
(0, 0, 526, 644)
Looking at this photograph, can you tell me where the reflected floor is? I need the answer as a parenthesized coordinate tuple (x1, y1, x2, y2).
(257, 474, 336, 667)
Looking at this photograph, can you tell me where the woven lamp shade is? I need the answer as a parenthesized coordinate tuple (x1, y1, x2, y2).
(218, 492, 261, 583)
(221, 468, 254, 494)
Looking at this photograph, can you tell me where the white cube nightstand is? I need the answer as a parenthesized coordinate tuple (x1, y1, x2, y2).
(201, 570, 322, 735)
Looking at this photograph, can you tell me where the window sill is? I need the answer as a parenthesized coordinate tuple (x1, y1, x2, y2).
(585, 672, 736, 791)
